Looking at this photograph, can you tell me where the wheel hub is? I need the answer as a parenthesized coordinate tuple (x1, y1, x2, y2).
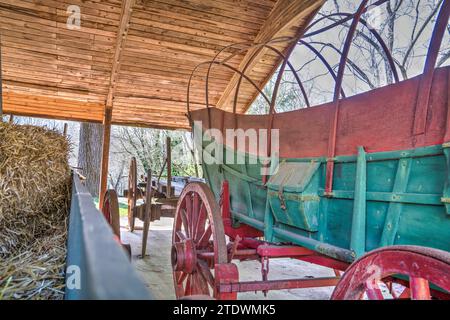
(171, 239, 197, 274)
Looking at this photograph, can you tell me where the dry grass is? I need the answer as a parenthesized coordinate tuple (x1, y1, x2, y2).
(0, 122, 71, 299)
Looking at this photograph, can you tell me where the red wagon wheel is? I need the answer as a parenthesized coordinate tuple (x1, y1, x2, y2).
(102, 189, 121, 240)
(128, 157, 138, 232)
(171, 182, 229, 299)
(103, 189, 132, 258)
(332, 245, 450, 300)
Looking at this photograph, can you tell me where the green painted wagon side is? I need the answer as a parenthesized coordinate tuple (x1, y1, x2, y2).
(201, 139, 450, 262)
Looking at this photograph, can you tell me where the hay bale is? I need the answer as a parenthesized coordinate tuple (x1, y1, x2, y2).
(0, 122, 71, 299)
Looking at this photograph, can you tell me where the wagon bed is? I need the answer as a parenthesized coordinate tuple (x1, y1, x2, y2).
(168, 0, 450, 300)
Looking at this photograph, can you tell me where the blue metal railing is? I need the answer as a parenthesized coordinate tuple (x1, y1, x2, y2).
(65, 175, 153, 299)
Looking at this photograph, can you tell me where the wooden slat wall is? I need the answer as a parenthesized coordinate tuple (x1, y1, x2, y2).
(0, 0, 323, 129)
(0, 0, 122, 121)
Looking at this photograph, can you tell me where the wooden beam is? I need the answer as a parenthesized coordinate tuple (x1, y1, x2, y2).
(215, 0, 324, 111)
(3, 92, 105, 122)
(0, 0, 322, 130)
(106, 0, 135, 107)
(166, 136, 172, 198)
(100, 0, 135, 209)
(99, 106, 112, 211)
(111, 119, 190, 131)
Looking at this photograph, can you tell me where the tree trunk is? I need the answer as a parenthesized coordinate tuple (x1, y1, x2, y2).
(78, 122, 103, 197)
(385, 1, 396, 84)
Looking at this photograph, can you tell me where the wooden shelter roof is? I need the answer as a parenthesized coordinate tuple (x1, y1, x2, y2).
(0, 0, 323, 130)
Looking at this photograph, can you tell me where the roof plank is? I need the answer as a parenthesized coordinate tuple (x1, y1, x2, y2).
(1, 0, 323, 129)
(106, 0, 135, 107)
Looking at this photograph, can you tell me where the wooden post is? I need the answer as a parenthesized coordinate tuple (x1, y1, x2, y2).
(63, 123, 68, 136)
(99, 107, 112, 210)
(9, 115, 14, 124)
(166, 136, 172, 198)
(142, 168, 152, 257)
(98, 0, 135, 209)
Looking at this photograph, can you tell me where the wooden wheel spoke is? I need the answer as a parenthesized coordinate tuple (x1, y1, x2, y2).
(180, 208, 190, 238)
(190, 273, 197, 294)
(400, 287, 411, 299)
(197, 224, 212, 248)
(410, 276, 431, 300)
(394, 287, 410, 299)
(197, 260, 215, 288)
(186, 193, 193, 218)
(193, 271, 210, 295)
(185, 275, 192, 296)
(176, 230, 187, 241)
(190, 272, 199, 295)
(177, 271, 188, 285)
(194, 204, 206, 241)
(191, 193, 200, 239)
(365, 280, 384, 300)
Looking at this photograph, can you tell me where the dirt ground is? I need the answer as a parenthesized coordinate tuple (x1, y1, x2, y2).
(120, 217, 337, 300)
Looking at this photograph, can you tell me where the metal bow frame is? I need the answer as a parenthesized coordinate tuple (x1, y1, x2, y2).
(186, 0, 450, 191)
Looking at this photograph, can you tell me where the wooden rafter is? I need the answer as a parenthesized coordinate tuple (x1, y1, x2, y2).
(106, 0, 135, 108)
(100, 0, 136, 210)
(215, 0, 324, 112)
(3, 92, 104, 122)
(0, 0, 322, 129)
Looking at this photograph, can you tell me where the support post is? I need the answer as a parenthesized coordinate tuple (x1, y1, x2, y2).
(166, 136, 172, 198)
(99, 107, 113, 210)
(142, 169, 152, 258)
(350, 146, 367, 258)
(98, 0, 134, 209)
